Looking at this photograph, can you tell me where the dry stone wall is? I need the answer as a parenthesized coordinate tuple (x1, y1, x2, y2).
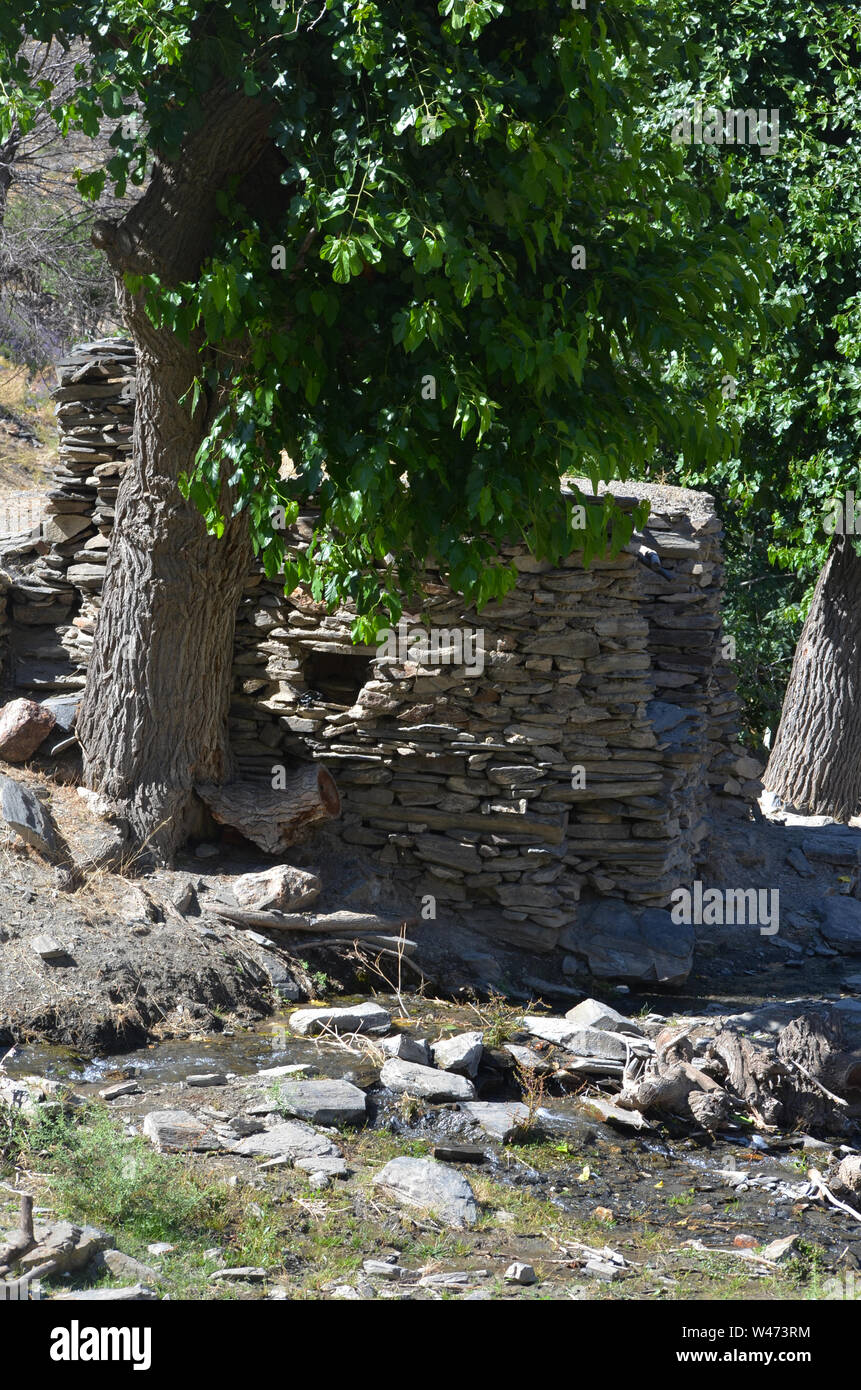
(0, 341, 757, 957)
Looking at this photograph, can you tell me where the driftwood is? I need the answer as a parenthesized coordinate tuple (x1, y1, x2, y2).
(210, 905, 414, 935)
(196, 764, 341, 854)
(706, 1030, 787, 1129)
(0, 1194, 35, 1272)
(776, 1012, 861, 1132)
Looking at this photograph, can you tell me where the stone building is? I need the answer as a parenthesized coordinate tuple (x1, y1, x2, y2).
(0, 340, 759, 974)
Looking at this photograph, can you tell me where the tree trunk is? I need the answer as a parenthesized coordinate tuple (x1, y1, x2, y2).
(76, 90, 274, 859)
(764, 533, 861, 820)
(76, 332, 251, 857)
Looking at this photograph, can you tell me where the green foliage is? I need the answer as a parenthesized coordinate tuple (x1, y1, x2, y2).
(0, 1, 777, 631)
(651, 1, 861, 736)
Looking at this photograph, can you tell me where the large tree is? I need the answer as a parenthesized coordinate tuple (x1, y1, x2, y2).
(0, 0, 774, 857)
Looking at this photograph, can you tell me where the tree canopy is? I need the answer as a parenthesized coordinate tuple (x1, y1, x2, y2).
(0, 0, 776, 638)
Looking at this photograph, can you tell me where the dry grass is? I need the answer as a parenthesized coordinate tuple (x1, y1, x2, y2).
(0, 355, 57, 495)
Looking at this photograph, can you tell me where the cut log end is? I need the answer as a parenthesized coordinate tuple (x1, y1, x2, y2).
(196, 762, 341, 855)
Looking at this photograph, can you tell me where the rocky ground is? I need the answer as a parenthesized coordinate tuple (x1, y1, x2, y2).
(3, 740, 861, 1299)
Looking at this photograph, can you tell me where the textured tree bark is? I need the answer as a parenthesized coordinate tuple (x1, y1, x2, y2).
(76, 90, 274, 859)
(764, 534, 861, 820)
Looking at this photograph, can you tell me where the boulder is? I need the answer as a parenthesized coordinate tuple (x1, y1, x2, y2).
(271, 1079, 367, 1126)
(817, 898, 861, 954)
(563, 998, 645, 1037)
(430, 1030, 483, 1077)
(233, 864, 321, 913)
(0, 698, 55, 763)
(372, 1157, 478, 1227)
(379, 1058, 476, 1102)
(288, 1002, 391, 1037)
(379, 1034, 431, 1065)
(562, 902, 693, 987)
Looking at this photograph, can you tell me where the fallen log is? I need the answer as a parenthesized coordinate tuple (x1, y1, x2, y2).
(210, 904, 415, 935)
(196, 764, 341, 854)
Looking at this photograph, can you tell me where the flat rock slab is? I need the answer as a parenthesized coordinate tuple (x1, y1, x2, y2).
(288, 1002, 391, 1037)
(520, 1017, 629, 1061)
(504, 1042, 554, 1074)
(93, 1250, 159, 1283)
(271, 1079, 367, 1126)
(233, 1120, 347, 1176)
(142, 1110, 223, 1153)
(0, 774, 58, 857)
(578, 1096, 653, 1132)
(0, 697, 55, 762)
(379, 1058, 476, 1102)
(430, 1030, 483, 1077)
(563, 902, 693, 987)
(802, 827, 861, 866)
(19, 1222, 112, 1275)
(372, 1157, 478, 1228)
(817, 898, 861, 954)
(460, 1101, 531, 1142)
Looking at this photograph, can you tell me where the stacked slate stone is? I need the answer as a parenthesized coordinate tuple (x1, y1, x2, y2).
(0, 572, 8, 686)
(5, 338, 760, 956)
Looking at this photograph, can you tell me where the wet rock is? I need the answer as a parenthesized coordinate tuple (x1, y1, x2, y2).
(288, 1002, 392, 1037)
(460, 1100, 531, 1142)
(379, 1058, 476, 1102)
(270, 1078, 367, 1126)
(380, 1033, 431, 1065)
(233, 1119, 347, 1176)
(0, 775, 58, 858)
(433, 1143, 486, 1164)
(563, 901, 693, 987)
(431, 1030, 483, 1077)
(505, 1262, 537, 1285)
(233, 864, 321, 913)
(0, 698, 55, 762)
(142, 1110, 223, 1153)
(817, 898, 861, 954)
(563, 998, 645, 1037)
(578, 1096, 653, 1131)
(186, 1073, 228, 1087)
(372, 1157, 478, 1228)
